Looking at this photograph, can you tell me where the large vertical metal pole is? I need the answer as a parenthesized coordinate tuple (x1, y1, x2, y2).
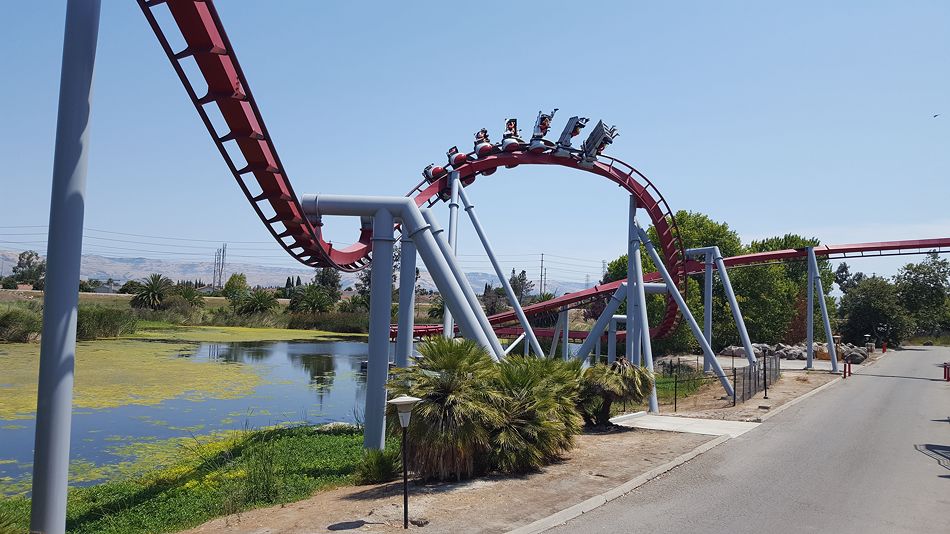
(394, 233, 416, 368)
(809, 248, 839, 373)
(703, 255, 714, 372)
(458, 188, 543, 357)
(421, 209, 505, 360)
(806, 247, 815, 368)
(627, 196, 641, 367)
(629, 219, 659, 412)
(442, 171, 460, 335)
(638, 228, 734, 398)
(364, 210, 395, 450)
(714, 251, 757, 366)
(31, 3, 100, 532)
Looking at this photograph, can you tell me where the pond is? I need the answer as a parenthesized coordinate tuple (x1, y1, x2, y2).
(0, 339, 376, 496)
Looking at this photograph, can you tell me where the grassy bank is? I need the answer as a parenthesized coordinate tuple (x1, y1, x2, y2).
(0, 424, 368, 534)
(908, 335, 950, 346)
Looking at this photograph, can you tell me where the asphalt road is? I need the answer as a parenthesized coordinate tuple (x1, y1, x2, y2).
(550, 346, 950, 534)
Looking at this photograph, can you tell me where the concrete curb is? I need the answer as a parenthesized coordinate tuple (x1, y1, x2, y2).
(607, 411, 647, 425)
(505, 434, 731, 534)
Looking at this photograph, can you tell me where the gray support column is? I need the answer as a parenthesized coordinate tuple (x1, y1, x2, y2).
(573, 284, 627, 361)
(458, 188, 543, 357)
(549, 317, 562, 357)
(626, 196, 641, 366)
(421, 209, 505, 360)
(806, 247, 815, 368)
(607, 319, 617, 364)
(394, 234, 416, 368)
(442, 171, 460, 334)
(31, 3, 100, 533)
(713, 250, 757, 365)
(809, 248, 839, 373)
(364, 209, 395, 450)
(638, 228, 735, 398)
(629, 224, 659, 412)
(703, 255, 714, 372)
(561, 309, 570, 360)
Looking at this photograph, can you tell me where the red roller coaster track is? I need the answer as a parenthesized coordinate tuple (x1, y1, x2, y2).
(139, 1, 950, 343)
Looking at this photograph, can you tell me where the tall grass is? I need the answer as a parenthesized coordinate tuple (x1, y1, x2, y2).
(287, 312, 369, 334)
(76, 306, 137, 340)
(0, 307, 42, 342)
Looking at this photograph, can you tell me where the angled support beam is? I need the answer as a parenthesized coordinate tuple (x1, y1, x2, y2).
(573, 283, 627, 362)
(458, 187, 544, 357)
(640, 228, 735, 398)
(807, 247, 839, 372)
(442, 171, 460, 335)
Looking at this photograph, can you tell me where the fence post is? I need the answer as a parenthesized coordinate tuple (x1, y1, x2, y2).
(763, 357, 769, 400)
(732, 367, 737, 406)
(673, 371, 678, 412)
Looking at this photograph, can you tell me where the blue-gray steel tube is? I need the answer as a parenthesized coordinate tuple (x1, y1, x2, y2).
(364, 209, 395, 449)
(639, 228, 735, 398)
(458, 187, 544, 357)
(442, 171, 460, 336)
(713, 251, 757, 366)
(703, 255, 713, 372)
(394, 233, 416, 368)
(806, 247, 815, 368)
(31, 2, 101, 532)
(421, 209, 505, 360)
(629, 217, 659, 412)
(809, 248, 839, 372)
(626, 196, 641, 367)
(573, 284, 627, 361)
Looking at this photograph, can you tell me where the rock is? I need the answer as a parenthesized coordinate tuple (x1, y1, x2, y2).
(719, 345, 741, 356)
(923, 340, 934, 346)
(775, 349, 789, 359)
(844, 352, 866, 364)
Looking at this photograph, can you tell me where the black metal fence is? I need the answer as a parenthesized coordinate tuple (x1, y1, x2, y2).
(654, 354, 782, 411)
(732, 353, 782, 404)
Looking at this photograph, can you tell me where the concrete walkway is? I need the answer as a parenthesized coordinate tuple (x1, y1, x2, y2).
(617, 414, 759, 438)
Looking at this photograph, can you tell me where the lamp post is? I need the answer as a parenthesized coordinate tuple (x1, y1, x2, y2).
(387, 394, 420, 529)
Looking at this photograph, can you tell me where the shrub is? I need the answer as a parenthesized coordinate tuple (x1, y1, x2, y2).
(235, 288, 278, 316)
(287, 312, 369, 333)
(77, 306, 137, 340)
(487, 357, 583, 473)
(354, 447, 401, 484)
(387, 337, 501, 481)
(0, 307, 42, 342)
(579, 357, 653, 428)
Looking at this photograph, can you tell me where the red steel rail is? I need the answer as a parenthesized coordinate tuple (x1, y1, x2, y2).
(138, 0, 688, 336)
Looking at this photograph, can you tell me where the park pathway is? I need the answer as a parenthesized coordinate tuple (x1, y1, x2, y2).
(549, 346, 950, 534)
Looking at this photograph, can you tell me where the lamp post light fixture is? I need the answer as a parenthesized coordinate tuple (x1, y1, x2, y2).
(387, 394, 420, 529)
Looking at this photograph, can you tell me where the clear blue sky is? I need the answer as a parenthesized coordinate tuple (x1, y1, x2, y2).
(1, 1, 947, 285)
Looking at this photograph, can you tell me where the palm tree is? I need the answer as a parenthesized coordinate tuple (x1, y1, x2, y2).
(289, 284, 332, 313)
(174, 284, 205, 309)
(130, 274, 173, 310)
(578, 357, 653, 428)
(236, 287, 278, 315)
(387, 337, 501, 480)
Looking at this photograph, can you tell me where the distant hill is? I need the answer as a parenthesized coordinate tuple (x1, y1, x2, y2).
(0, 249, 589, 296)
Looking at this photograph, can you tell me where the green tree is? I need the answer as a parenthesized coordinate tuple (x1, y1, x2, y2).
(427, 293, 445, 320)
(834, 262, 866, 294)
(13, 250, 45, 287)
(130, 274, 173, 310)
(289, 283, 334, 313)
(236, 287, 278, 315)
(223, 273, 249, 305)
(119, 280, 143, 295)
(508, 269, 534, 304)
(894, 252, 950, 335)
(481, 283, 508, 315)
(839, 276, 914, 345)
(314, 267, 342, 304)
(174, 284, 206, 309)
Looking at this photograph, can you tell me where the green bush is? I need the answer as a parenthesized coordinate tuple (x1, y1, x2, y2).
(0, 307, 42, 342)
(578, 357, 653, 428)
(76, 306, 137, 340)
(388, 339, 587, 480)
(286, 312, 369, 333)
(354, 447, 401, 484)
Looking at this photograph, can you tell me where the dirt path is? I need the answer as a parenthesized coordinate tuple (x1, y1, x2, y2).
(178, 430, 711, 534)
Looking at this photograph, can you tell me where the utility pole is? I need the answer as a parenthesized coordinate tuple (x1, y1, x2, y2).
(539, 253, 544, 294)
